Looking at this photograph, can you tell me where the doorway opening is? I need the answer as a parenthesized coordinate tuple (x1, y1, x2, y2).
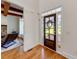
(1, 1, 24, 52)
(42, 7, 62, 51)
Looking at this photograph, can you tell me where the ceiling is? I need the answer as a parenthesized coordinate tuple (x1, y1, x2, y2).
(1, 0, 23, 17)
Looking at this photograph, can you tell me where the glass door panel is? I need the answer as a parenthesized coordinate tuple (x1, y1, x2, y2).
(50, 35, 54, 40)
(45, 33, 49, 39)
(50, 28, 54, 34)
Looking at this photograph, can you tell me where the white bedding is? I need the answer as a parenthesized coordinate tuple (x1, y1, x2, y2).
(1, 39, 22, 53)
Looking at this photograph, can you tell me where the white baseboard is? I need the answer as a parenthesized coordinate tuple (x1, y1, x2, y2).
(57, 51, 77, 59)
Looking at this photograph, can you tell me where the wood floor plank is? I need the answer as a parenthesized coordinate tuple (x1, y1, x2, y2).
(1, 45, 67, 59)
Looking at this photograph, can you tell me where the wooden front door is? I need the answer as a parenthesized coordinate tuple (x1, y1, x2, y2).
(44, 14, 56, 51)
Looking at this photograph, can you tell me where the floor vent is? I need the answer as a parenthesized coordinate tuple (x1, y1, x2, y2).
(27, 48, 33, 52)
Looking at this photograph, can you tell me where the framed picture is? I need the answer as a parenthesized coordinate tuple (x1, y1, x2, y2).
(1, 25, 7, 38)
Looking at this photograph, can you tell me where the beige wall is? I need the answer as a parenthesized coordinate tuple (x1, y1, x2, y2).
(39, 0, 77, 59)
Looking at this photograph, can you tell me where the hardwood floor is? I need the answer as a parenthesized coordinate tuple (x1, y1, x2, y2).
(1, 45, 67, 59)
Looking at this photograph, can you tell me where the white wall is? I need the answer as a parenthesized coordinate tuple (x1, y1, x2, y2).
(39, 0, 77, 59)
(24, 11, 40, 51)
(1, 14, 8, 25)
(7, 0, 77, 58)
(7, 15, 19, 33)
(8, 0, 39, 13)
(1, 14, 19, 34)
(8, 0, 40, 51)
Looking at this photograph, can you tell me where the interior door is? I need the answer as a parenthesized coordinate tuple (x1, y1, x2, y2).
(44, 14, 56, 51)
